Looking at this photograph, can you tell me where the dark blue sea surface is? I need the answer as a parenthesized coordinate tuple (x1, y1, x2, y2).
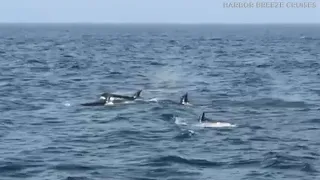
(0, 24, 320, 180)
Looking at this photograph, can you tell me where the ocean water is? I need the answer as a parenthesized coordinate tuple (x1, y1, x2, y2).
(0, 24, 319, 180)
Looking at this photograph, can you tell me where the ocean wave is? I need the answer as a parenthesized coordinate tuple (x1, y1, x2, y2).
(306, 118, 320, 124)
(65, 177, 90, 180)
(262, 152, 318, 173)
(147, 155, 224, 167)
(234, 97, 310, 108)
(52, 163, 105, 171)
(174, 130, 195, 140)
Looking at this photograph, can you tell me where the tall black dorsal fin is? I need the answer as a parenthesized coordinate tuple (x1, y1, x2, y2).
(180, 93, 189, 105)
(133, 90, 142, 99)
(199, 112, 205, 123)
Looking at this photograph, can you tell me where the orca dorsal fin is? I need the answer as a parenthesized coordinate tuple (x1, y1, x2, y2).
(199, 112, 205, 123)
(133, 90, 142, 99)
(180, 93, 189, 105)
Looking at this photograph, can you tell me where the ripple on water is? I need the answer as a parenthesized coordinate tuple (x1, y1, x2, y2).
(237, 98, 311, 109)
(52, 163, 106, 171)
(145, 155, 224, 168)
(261, 152, 318, 173)
(174, 130, 195, 141)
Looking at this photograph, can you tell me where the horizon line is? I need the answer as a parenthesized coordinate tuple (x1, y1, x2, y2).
(0, 22, 319, 25)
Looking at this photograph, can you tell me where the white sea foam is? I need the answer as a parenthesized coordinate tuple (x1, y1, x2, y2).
(105, 101, 114, 106)
(195, 122, 236, 128)
(148, 98, 159, 102)
(174, 116, 236, 128)
(174, 117, 188, 126)
(64, 102, 71, 107)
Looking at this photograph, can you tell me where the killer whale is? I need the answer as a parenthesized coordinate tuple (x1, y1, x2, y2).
(80, 90, 142, 106)
(80, 90, 191, 107)
(100, 90, 142, 102)
(80, 98, 107, 106)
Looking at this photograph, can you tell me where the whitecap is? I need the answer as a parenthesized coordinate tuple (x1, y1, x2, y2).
(174, 117, 188, 126)
(195, 122, 236, 128)
(148, 98, 159, 102)
(105, 102, 114, 106)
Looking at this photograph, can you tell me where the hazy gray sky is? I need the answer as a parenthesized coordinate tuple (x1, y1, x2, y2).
(0, 0, 319, 23)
